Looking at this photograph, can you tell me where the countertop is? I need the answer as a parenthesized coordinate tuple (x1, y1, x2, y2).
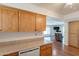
(0, 35, 52, 56)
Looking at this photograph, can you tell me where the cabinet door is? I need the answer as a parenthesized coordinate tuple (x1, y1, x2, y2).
(19, 11, 35, 32)
(46, 44, 52, 56)
(41, 15, 46, 31)
(35, 14, 46, 32)
(40, 43, 52, 56)
(0, 7, 2, 31)
(2, 7, 18, 32)
(40, 44, 47, 56)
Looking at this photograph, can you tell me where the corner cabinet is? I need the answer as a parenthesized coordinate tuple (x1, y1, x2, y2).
(19, 11, 36, 32)
(2, 7, 19, 32)
(35, 14, 46, 32)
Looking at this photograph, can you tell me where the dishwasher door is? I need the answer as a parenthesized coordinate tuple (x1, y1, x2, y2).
(19, 47, 40, 56)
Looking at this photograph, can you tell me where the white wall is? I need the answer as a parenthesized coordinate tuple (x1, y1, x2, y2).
(64, 22, 68, 45)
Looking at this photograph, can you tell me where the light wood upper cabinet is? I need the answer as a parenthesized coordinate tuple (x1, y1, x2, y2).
(0, 6, 46, 32)
(0, 8, 2, 31)
(41, 15, 46, 31)
(35, 14, 46, 32)
(19, 11, 35, 32)
(2, 7, 19, 32)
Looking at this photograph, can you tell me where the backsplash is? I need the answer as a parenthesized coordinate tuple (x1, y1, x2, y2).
(0, 32, 43, 42)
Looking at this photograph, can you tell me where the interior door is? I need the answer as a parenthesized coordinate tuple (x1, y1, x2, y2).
(19, 11, 35, 32)
(2, 7, 18, 32)
(69, 21, 79, 47)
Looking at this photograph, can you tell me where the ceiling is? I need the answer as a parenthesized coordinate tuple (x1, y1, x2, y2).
(46, 16, 64, 25)
(33, 3, 79, 15)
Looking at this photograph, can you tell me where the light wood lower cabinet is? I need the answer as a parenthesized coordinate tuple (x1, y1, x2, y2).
(69, 21, 79, 48)
(40, 43, 52, 56)
(4, 52, 19, 56)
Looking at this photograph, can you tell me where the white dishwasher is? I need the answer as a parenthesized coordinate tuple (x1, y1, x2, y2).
(19, 47, 40, 56)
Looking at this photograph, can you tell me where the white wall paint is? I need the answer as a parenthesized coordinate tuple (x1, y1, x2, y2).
(1, 3, 62, 19)
(64, 22, 68, 45)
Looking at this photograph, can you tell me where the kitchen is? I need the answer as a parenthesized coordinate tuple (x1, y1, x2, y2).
(0, 4, 52, 56)
(0, 3, 79, 56)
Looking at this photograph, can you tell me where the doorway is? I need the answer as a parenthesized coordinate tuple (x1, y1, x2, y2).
(43, 16, 64, 43)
